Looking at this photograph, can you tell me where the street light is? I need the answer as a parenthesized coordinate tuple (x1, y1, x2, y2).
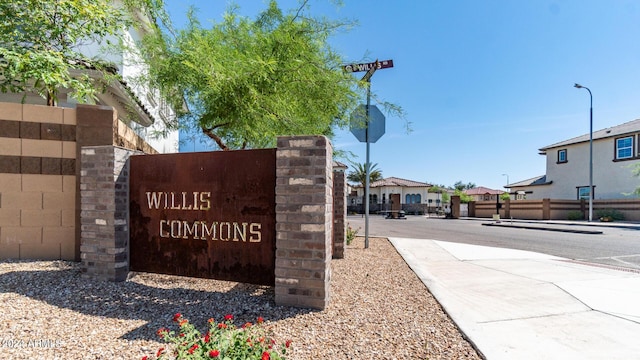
(501, 173, 509, 187)
(574, 83, 593, 222)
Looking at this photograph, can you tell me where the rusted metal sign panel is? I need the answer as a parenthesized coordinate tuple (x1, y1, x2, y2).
(129, 149, 276, 286)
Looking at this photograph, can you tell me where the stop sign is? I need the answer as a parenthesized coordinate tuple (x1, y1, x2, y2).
(349, 104, 385, 143)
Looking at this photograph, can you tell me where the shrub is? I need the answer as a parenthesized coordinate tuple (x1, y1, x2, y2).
(595, 209, 624, 222)
(567, 210, 584, 221)
(144, 313, 291, 360)
(346, 224, 359, 245)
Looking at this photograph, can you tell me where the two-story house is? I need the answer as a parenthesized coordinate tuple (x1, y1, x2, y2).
(508, 119, 640, 200)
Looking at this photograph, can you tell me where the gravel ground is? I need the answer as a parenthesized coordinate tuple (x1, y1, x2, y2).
(0, 237, 481, 359)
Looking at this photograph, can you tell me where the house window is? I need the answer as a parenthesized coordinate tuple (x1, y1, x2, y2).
(415, 194, 421, 203)
(577, 186, 594, 200)
(484, 194, 490, 201)
(428, 199, 433, 204)
(557, 149, 567, 163)
(382, 194, 386, 204)
(616, 136, 633, 160)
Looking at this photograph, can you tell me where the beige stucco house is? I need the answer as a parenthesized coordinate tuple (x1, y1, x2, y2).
(464, 187, 505, 202)
(348, 177, 454, 213)
(508, 119, 640, 200)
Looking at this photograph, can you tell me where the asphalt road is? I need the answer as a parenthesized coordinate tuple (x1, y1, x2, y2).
(346, 215, 640, 271)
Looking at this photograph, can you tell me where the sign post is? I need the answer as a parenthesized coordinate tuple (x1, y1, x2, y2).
(345, 59, 394, 248)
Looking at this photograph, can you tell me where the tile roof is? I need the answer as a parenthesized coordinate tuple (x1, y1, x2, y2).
(353, 177, 431, 188)
(507, 175, 552, 188)
(539, 118, 640, 152)
(463, 187, 505, 195)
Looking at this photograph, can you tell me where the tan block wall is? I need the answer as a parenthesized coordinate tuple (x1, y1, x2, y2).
(0, 101, 157, 261)
(0, 101, 76, 260)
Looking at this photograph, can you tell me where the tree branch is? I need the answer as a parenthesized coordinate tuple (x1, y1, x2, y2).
(200, 121, 232, 150)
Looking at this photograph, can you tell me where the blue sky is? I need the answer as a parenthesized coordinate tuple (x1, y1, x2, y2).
(166, 0, 640, 190)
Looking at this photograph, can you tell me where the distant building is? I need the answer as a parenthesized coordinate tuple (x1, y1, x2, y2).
(508, 119, 640, 200)
(463, 187, 505, 202)
(348, 176, 453, 214)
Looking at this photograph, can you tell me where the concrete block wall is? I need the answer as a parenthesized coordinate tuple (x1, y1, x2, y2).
(0, 102, 77, 260)
(80, 146, 139, 281)
(275, 136, 333, 309)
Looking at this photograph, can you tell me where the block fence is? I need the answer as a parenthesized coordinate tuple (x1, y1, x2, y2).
(469, 198, 640, 221)
(0, 102, 155, 261)
(79, 135, 344, 309)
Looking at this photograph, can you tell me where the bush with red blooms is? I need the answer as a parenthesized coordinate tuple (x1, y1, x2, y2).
(143, 313, 291, 359)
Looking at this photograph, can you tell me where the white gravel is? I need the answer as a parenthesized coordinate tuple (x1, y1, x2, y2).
(0, 237, 481, 359)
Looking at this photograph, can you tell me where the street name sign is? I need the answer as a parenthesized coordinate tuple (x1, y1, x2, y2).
(342, 59, 394, 73)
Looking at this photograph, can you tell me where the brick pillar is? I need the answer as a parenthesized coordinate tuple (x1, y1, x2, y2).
(451, 195, 461, 219)
(504, 198, 511, 218)
(469, 201, 476, 217)
(275, 136, 333, 309)
(542, 198, 551, 220)
(80, 145, 139, 281)
(332, 166, 347, 259)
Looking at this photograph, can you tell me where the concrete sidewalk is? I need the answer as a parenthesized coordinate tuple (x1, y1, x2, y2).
(390, 238, 640, 360)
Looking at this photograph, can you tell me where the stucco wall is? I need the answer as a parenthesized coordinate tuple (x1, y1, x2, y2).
(545, 139, 640, 200)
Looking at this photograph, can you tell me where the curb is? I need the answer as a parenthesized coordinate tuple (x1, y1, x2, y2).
(481, 222, 603, 234)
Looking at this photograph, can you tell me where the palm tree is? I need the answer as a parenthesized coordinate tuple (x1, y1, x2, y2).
(347, 162, 383, 213)
(347, 162, 383, 188)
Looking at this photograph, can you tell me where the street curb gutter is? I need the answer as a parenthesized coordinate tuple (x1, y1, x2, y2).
(481, 223, 603, 234)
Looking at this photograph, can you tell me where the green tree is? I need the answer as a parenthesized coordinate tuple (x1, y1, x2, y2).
(441, 191, 450, 204)
(453, 181, 476, 191)
(453, 189, 474, 203)
(139, 0, 405, 150)
(500, 192, 511, 201)
(0, 0, 159, 106)
(347, 162, 382, 188)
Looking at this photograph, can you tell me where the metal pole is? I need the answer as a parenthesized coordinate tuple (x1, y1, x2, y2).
(588, 89, 593, 222)
(574, 83, 593, 222)
(364, 78, 371, 249)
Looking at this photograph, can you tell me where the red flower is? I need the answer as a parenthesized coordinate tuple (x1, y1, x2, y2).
(179, 333, 185, 337)
(156, 347, 165, 357)
(257, 317, 264, 324)
(179, 319, 188, 327)
(188, 344, 199, 354)
(173, 313, 182, 322)
(209, 350, 220, 357)
(218, 323, 227, 329)
(156, 328, 168, 338)
(224, 314, 234, 321)
(141, 357, 148, 360)
(262, 351, 270, 360)
(286, 340, 293, 348)
(204, 332, 210, 343)
(208, 318, 215, 324)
